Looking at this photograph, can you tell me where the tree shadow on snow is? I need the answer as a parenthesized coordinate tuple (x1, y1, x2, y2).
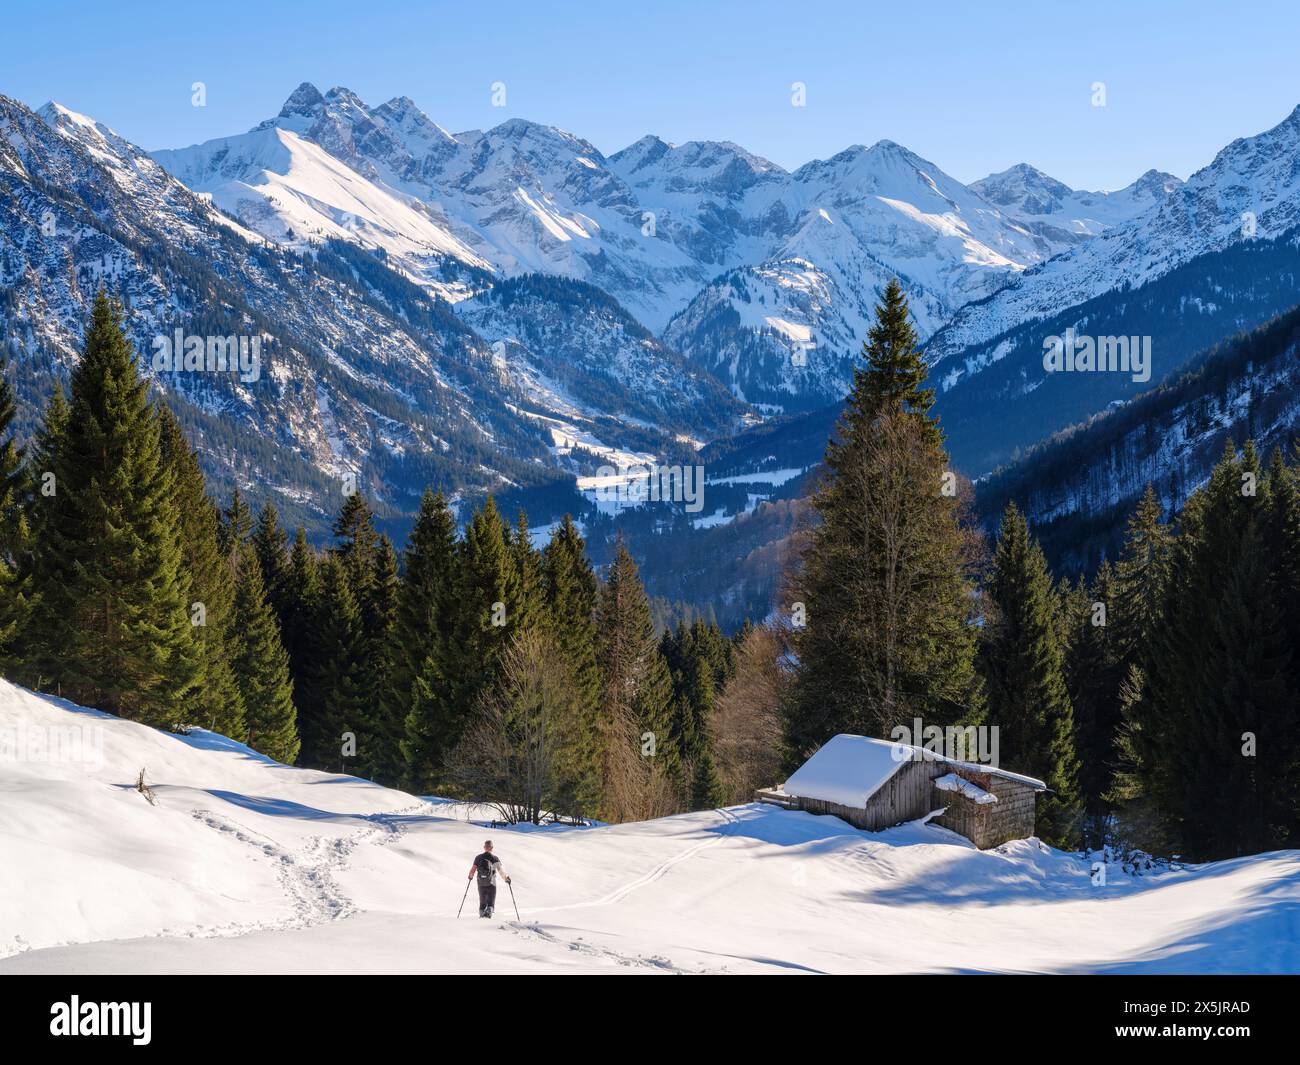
(1063, 872, 1300, 974)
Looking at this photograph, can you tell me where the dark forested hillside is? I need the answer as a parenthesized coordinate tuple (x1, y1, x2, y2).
(933, 226, 1300, 476)
(975, 302, 1300, 573)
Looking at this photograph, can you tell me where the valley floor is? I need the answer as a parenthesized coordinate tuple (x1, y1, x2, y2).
(2, 681, 1297, 975)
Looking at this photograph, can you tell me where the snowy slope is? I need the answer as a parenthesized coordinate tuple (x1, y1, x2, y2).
(151, 123, 489, 302)
(3, 679, 1296, 975)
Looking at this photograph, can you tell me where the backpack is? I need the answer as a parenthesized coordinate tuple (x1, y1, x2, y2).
(475, 855, 496, 884)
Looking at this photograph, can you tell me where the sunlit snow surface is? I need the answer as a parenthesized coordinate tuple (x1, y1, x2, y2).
(2, 679, 1297, 975)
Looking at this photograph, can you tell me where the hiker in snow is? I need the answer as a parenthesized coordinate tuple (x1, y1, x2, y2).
(468, 840, 510, 918)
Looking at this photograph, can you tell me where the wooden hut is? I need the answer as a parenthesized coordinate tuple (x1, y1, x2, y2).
(755, 735, 1047, 850)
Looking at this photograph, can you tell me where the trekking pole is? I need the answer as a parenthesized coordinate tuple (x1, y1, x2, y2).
(457, 878, 472, 918)
(507, 879, 520, 921)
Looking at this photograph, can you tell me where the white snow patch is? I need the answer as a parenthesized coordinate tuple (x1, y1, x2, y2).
(935, 773, 998, 805)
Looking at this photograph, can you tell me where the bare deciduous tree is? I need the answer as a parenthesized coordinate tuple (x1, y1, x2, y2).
(600, 699, 681, 823)
(713, 624, 788, 802)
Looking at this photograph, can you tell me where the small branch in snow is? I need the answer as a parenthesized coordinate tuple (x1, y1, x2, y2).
(135, 768, 158, 807)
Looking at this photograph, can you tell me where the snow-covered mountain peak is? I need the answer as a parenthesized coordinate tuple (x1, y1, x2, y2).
(609, 135, 784, 205)
(37, 100, 120, 150)
(609, 133, 673, 169)
(277, 81, 327, 120)
(146, 81, 1183, 404)
(793, 140, 966, 205)
(1128, 168, 1183, 198)
(464, 116, 608, 170)
(971, 163, 1075, 213)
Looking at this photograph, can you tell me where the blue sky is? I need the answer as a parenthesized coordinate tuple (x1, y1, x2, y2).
(5, 0, 1300, 189)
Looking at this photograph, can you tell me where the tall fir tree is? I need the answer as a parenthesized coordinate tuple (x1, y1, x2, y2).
(540, 514, 602, 813)
(597, 541, 678, 811)
(230, 542, 299, 763)
(359, 533, 401, 783)
(250, 501, 290, 626)
(11, 383, 68, 677)
(299, 553, 367, 771)
(980, 503, 1082, 846)
(662, 619, 731, 807)
(509, 509, 545, 637)
(280, 527, 320, 722)
(1130, 442, 1300, 858)
(1104, 484, 1174, 839)
(26, 291, 196, 723)
(1113, 484, 1172, 673)
(855, 278, 937, 437)
(788, 279, 982, 758)
(219, 488, 253, 559)
(394, 490, 461, 792)
(332, 491, 379, 604)
(159, 407, 245, 737)
(453, 497, 518, 730)
(1062, 562, 1124, 831)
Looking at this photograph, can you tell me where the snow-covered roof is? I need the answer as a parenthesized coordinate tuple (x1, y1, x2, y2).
(783, 735, 909, 808)
(781, 734, 1046, 808)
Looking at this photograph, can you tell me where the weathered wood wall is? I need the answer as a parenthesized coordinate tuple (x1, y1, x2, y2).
(931, 769, 1038, 849)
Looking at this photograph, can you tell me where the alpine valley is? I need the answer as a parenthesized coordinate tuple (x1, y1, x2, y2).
(6, 83, 1300, 625)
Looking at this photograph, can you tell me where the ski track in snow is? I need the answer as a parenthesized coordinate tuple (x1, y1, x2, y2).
(173, 803, 741, 972)
(181, 800, 428, 940)
(488, 808, 742, 974)
(505, 923, 703, 974)
(520, 807, 739, 916)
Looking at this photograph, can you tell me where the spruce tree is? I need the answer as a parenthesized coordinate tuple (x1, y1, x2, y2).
(1114, 484, 1172, 672)
(541, 515, 602, 813)
(299, 554, 367, 771)
(597, 542, 678, 806)
(1062, 562, 1123, 830)
(788, 279, 982, 757)
(279, 530, 317, 686)
(219, 488, 253, 559)
(281, 527, 320, 723)
(27, 291, 195, 723)
(159, 407, 245, 737)
(332, 491, 379, 604)
(250, 501, 290, 625)
(395, 490, 460, 792)
(541, 516, 601, 711)
(1133, 442, 1300, 858)
(359, 534, 401, 783)
(856, 278, 937, 436)
(509, 510, 545, 637)
(980, 503, 1082, 846)
(230, 543, 299, 763)
(662, 620, 729, 806)
(11, 383, 67, 677)
(453, 497, 517, 730)
(690, 750, 725, 811)
(1258, 449, 1300, 849)
(1104, 484, 1173, 840)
